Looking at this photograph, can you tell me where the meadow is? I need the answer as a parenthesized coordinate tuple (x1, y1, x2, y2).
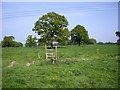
(2, 44, 119, 88)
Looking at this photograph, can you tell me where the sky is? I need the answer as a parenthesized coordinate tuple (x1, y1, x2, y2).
(1, 0, 120, 2)
(1, 1, 119, 44)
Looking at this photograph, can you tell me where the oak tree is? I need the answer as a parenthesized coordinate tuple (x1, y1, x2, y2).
(71, 25, 89, 46)
(32, 12, 70, 47)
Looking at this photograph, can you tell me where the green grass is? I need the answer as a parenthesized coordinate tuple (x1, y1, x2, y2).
(2, 44, 119, 88)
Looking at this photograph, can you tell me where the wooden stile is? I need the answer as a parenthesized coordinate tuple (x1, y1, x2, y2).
(45, 45, 57, 64)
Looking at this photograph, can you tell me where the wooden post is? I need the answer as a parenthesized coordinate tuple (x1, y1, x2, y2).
(97, 48, 99, 54)
(55, 46, 57, 60)
(52, 59, 55, 64)
(45, 45, 47, 60)
(38, 52, 40, 59)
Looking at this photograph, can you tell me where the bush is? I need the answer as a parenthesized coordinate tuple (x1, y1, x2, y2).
(2, 36, 23, 47)
(98, 42, 104, 44)
(87, 38, 97, 44)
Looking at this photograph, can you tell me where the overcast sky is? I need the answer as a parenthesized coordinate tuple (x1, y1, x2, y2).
(1, 1, 119, 44)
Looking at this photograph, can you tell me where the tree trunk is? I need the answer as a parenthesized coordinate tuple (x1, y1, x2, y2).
(78, 42, 81, 46)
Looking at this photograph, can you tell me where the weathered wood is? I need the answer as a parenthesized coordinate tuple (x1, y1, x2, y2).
(97, 48, 99, 54)
(45, 45, 57, 61)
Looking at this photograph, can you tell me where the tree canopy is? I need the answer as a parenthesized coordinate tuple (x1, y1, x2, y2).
(87, 38, 97, 44)
(115, 31, 120, 38)
(25, 35, 37, 47)
(2, 36, 23, 47)
(71, 25, 89, 46)
(115, 31, 120, 43)
(32, 12, 70, 47)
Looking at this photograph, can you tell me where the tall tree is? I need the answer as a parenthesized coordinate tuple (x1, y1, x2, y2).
(32, 12, 70, 47)
(71, 25, 89, 46)
(25, 35, 37, 47)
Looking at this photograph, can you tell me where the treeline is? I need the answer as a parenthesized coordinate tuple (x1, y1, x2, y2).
(0, 35, 117, 48)
(1, 36, 23, 47)
(1, 12, 119, 47)
(97, 42, 117, 44)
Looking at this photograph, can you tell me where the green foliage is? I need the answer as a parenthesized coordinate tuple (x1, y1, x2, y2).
(115, 31, 120, 43)
(14, 42, 23, 47)
(71, 25, 89, 46)
(87, 38, 97, 44)
(104, 42, 115, 44)
(2, 36, 23, 47)
(32, 12, 70, 46)
(2, 36, 15, 47)
(115, 31, 120, 37)
(59, 39, 70, 46)
(2, 44, 118, 88)
(98, 42, 104, 44)
(25, 35, 37, 47)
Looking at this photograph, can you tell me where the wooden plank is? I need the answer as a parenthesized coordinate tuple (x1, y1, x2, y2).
(45, 45, 57, 61)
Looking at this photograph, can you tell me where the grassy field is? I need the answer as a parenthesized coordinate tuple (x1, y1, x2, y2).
(2, 44, 119, 88)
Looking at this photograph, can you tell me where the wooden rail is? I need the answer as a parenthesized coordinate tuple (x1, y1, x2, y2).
(45, 45, 57, 64)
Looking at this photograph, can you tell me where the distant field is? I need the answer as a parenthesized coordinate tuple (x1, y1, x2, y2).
(2, 44, 119, 88)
